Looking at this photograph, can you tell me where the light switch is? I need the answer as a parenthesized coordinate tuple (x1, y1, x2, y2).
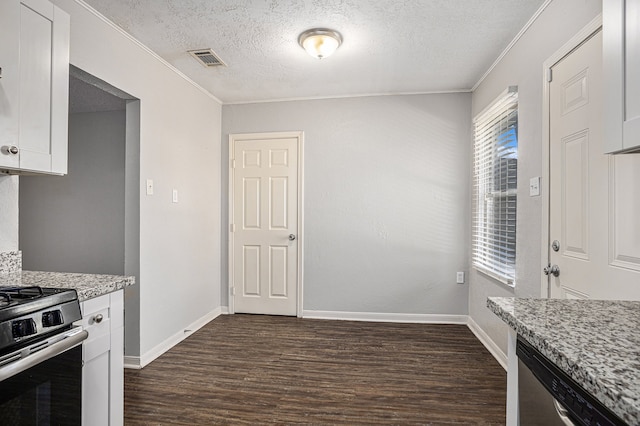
(146, 179, 154, 196)
(529, 177, 540, 197)
(172, 189, 178, 203)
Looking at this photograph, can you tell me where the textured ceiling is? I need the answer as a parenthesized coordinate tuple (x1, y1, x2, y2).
(81, 0, 546, 104)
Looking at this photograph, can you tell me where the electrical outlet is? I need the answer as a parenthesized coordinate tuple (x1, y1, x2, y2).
(456, 271, 465, 284)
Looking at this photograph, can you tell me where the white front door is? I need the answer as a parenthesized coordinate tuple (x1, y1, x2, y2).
(230, 132, 302, 315)
(549, 29, 640, 300)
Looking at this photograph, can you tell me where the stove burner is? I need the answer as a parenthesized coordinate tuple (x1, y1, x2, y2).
(0, 293, 12, 308)
(0, 286, 44, 299)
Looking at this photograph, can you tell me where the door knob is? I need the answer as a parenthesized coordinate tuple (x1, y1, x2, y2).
(288, 234, 296, 241)
(543, 264, 560, 277)
(3, 146, 18, 155)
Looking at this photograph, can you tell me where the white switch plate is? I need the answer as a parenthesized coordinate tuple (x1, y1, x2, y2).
(172, 189, 178, 203)
(146, 179, 154, 196)
(529, 176, 541, 197)
(456, 271, 465, 284)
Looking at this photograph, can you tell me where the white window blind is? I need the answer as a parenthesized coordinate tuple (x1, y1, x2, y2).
(472, 87, 518, 285)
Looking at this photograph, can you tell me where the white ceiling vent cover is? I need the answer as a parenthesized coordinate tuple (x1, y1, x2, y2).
(188, 49, 226, 67)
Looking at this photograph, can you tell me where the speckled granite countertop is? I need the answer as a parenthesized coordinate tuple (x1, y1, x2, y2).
(0, 270, 134, 302)
(488, 297, 639, 425)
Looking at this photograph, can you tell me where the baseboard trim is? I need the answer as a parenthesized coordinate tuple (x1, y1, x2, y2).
(123, 356, 141, 370)
(467, 316, 507, 371)
(124, 307, 222, 370)
(302, 310, 468, 324)
(125, 308, 506, 371)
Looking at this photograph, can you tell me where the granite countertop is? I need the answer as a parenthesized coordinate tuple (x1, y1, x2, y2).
(488, 297, 639, 425)
(0, 270, 134, 302)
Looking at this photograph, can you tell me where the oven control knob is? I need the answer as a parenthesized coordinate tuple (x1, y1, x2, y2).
(42, 310, 64, 327)
(12, 318, 37, 338)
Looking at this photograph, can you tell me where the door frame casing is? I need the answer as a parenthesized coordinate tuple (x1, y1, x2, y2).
(227, 131, 304, 316)
(541, 15, 602, 298)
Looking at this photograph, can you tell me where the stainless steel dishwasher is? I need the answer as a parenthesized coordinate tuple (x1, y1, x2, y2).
(516, 336, 626, 426)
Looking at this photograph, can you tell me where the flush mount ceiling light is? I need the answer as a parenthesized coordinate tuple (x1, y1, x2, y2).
(298, 28, 343, 59)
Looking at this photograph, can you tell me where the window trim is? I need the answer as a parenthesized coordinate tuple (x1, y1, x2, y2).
(472, 86, 518, 287)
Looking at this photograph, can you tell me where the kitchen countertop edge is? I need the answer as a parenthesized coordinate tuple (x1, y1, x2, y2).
(487, 296, 639, 425)
(1, 270, 135, 302)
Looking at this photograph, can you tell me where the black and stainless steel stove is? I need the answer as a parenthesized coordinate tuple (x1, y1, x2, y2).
(0, 286, 88, 425)
(0, 286, 82, 354)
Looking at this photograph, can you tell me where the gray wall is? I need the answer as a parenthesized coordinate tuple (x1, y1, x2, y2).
(222, 93, 471, 315)
(20, 110, 126, 274)
(469, 0, 602, 353)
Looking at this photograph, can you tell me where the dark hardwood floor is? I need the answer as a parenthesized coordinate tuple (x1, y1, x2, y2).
(124, 315, 506, 425)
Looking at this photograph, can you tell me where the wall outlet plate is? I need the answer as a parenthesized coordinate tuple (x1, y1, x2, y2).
(456, 271, 465, 284)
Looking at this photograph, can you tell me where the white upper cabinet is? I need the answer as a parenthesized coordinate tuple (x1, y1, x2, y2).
(604, 0, 640, 153)
(0, 0, 69, 174)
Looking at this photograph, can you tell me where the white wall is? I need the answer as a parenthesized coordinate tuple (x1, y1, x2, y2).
(51, 0, 222, 360)
(469, 0, 602, 353)
(20, 110, 126, 275)
(222, 93, 471, 316)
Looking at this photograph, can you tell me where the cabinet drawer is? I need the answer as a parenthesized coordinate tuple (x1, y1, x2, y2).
(80, 294, 111, 362)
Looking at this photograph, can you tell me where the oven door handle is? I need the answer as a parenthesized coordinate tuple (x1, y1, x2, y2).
(0, 328, 88, 382)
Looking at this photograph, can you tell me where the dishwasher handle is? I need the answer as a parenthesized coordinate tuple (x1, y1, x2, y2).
(0, 327, 88, 382)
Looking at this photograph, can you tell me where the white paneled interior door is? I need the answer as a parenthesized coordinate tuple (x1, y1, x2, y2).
(549, 30, 640, 300)
(230, 132, 301, 315)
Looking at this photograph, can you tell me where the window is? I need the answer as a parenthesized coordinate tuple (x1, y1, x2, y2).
(472, 87, 518, 285)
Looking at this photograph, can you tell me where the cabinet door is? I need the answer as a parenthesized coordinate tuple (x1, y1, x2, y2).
(80, 290, 125, 426)
(81, 294, 111, 426)
(83, 351, 111, 426)
(19, 0, 69, 174)
(623, 0, 640, 149)
(0, 0, 21, 170)
(604, 0, 640, 153)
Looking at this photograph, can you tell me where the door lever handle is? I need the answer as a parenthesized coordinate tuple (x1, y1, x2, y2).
(288, 234, 296, 241)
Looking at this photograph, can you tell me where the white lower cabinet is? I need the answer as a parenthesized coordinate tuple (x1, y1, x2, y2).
(79, 290, 124, 426)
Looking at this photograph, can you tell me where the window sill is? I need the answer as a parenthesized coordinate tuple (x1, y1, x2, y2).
(474, 266, 516, 289)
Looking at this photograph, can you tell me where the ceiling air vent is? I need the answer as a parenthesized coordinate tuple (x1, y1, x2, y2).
(188, 49, 226, 67)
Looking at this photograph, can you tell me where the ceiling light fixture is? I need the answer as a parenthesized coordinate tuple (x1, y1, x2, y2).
(298, 28, 343, 59)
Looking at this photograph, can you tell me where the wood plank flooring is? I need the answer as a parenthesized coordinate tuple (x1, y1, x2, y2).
(124, 315, 506, 425)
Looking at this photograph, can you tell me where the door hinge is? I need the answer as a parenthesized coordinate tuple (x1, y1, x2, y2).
(230, 286, 235, 296)
(230, 159, 236, 169)
(230, 223, 235, 232)
(546, 68, 553, 83)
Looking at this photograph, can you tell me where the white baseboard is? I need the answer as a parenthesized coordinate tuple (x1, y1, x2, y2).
(123, 308, 506, 372)
(467, 316, 507, 370)
(123, 307, 222, 370)
(302, 310, 468, 324)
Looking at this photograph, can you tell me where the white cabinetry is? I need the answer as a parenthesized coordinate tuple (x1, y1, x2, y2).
(80, 290, 124, 426)
(604, 0, 640, 153)
(0, 0, 69, 174)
